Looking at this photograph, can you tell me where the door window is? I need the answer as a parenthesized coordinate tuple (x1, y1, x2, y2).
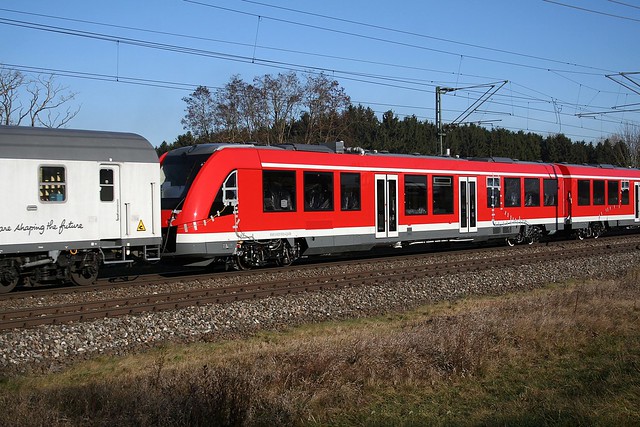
(100, 168, 114, 202)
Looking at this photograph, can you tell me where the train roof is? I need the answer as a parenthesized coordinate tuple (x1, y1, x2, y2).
(164, 142, 257, 158)
(0, 126, 158, 163)
(169, 141, 552, 162)
(164, 142, 640, 177)
(556, 162, 640, 177)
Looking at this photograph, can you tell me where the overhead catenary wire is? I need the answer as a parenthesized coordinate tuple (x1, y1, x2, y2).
(608, 0, 640, 11)
(1, 5, 630, 103)
(543, 0, 640, 23)
(238, 0, 619, 73)
(0, 14, 629, 111)
(184, 0, 616, 76)
(0, 6, 633, 101)
(0, 3, 637, 142)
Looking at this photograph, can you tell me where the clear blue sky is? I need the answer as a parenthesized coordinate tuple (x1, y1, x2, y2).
(1, 0, 638, 148)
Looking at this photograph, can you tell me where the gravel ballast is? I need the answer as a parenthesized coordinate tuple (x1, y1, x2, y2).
(1, 240, 639, 374)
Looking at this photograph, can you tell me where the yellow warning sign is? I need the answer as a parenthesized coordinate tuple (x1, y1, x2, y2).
(137, 220, 146, 232)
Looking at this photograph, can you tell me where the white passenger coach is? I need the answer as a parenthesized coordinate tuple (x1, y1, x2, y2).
(0, 126, 161, 292)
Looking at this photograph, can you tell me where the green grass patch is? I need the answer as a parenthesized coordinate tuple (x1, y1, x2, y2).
(1, 272, 639, 426)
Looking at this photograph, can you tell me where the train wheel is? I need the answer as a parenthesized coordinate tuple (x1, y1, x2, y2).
(234, 255, 253, 270)
(70, 266, 98, 286)
(506, 238, 516, 247)
(69, 253, 99, 286)
(591, 222, 604, 239)
(276, 257, 293, 267)
(275, 252, 294, 266)
(275, 241, 295, 266)
(0, 266, 19, 293)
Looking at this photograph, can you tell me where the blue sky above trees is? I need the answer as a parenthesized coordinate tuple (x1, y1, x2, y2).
(0, 0, 638, 147)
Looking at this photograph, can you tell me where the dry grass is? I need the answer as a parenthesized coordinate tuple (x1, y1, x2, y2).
(1, 269, 639, 426)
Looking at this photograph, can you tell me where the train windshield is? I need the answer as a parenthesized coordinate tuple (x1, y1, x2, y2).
(160, 153, 210, 210)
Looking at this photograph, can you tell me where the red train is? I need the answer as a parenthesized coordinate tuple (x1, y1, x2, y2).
(159, 142, 640, 268)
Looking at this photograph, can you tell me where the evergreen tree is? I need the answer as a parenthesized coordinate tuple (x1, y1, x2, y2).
(342, 105, 379, 150)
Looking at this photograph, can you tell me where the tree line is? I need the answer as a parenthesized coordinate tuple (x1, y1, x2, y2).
(161, 71, 640, 168)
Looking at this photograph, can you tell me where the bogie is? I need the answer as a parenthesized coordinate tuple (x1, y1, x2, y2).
(575, 222, 606, 240)
(233, 239, 300, 270)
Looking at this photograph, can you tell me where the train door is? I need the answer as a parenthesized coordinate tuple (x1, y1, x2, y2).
(459, 177, 478, 233)
(375, 174, 399, 238)
(98, 165, 122, 239)
(636, 183, 640, 222)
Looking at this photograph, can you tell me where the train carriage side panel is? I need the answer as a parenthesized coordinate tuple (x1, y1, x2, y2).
(467, 160, 566, 237)
(557, 163, 640, 232)
(117, 161, 162, 248)
(0, 126, 161, 253)
(252, 150, 556, 249)
(255, 148, 382, 253)
(0, 158, 100, 252)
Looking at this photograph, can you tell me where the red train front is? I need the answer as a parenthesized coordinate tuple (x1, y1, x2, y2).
(159, 142, 640, 268)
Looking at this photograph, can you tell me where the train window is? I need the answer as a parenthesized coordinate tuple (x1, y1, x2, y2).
(263, 170, 296, 212)
(543, 179, 557, 206)
(340, 172, 361, 211)
(432, 176, 453, 214)
(593, 180, 605, 205)
(160, 153, 210, 210)
(405, 175, 427, 215)
(607, 180, 619, 205)
(622, 181, 630, 205)
(39, 166, 66, 202)
(524, 178, 540, 207)
(209, 171, 237, 217)
(100, 169, 114, 202)
(504, 177, 521, 207)
(222, 171, 238, 206)
(487, 177, 501, 208)
(304, 171, 334, 211)
(577, 180, 591, 205)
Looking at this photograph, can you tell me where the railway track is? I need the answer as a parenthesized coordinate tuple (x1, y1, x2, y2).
(1, 238, 638, 331)
(1, 232, 635, 302)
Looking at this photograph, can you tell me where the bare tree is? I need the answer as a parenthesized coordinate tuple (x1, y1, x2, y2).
(303, 73, 351, 144)
(618, 122, 640, 168)
(26, 75, 79, 128)
(213, 75, 244, 141)
(0, 67, 26, 125)
(0, 66, 79, 128)
(257, 72, 303, 145)
(201, 71, 350, 145)
(181, 85, 216, 141)
(240, 82, 268, 141)
(211, 75, 270, 142)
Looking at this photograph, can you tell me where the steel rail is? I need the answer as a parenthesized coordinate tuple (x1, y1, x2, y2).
(1, 241, 638, 331)
(2, 233, 637, 301)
